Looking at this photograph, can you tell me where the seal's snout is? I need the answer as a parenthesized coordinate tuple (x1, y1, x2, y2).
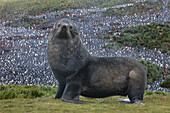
(61, 23, 68, 31)
(62, 25, 67, 29)
(57, 22, 71, 39)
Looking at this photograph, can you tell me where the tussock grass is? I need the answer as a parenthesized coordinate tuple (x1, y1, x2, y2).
(0, 85, 57, 99)
(160, 75, 170, 89)
(0, 85, 169, 113)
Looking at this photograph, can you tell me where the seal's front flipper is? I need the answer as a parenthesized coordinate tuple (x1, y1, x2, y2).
(62, 82, 83, 104)
(131, 99, 145, 105)
(62, 98, 84, 104)
(55, 84, 66, 99)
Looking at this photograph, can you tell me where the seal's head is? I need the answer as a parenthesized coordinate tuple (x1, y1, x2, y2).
(52, 18, 79, 40)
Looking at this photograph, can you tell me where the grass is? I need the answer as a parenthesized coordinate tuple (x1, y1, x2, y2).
(0, 85, 57, 99)
(137, 59, 163, 84)
(160, 75, 170, 89)
(0, 85, 170, 113)
(102, 0, 168, 17)
(0, 0, 135, 20)
(5, 14, 43, 27)
(103, 22, 170, 54)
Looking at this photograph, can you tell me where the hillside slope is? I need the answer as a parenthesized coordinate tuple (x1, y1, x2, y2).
(0, 0, 135, 20)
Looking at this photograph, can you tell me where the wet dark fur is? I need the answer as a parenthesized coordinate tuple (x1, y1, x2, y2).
(47, 18, 147, 104)
(62, 57, 147, 104)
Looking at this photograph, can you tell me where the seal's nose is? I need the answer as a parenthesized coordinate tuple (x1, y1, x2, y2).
(62, 24, 68, 30)
(62, 25, 66, 29)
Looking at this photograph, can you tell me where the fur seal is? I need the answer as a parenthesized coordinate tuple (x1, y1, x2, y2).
(47, 18, 147, 104)
(47, 18, 91, 99)
(62, 57, 147, 104)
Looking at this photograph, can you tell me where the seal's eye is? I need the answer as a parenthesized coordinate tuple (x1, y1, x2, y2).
(69, 26, 73, 29)
(58, 24, 61, 27)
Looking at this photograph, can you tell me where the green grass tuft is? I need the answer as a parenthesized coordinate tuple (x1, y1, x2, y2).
(160, 75, 170, 89)
(104, 22, 170, 54)
(145, 91, 168, 96)
(138, 59, 163, 84)
(0, 85, 57, 99)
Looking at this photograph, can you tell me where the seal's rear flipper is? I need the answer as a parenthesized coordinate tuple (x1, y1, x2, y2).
(116, 98, 145, 105)
(116, 98, 131, 103)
